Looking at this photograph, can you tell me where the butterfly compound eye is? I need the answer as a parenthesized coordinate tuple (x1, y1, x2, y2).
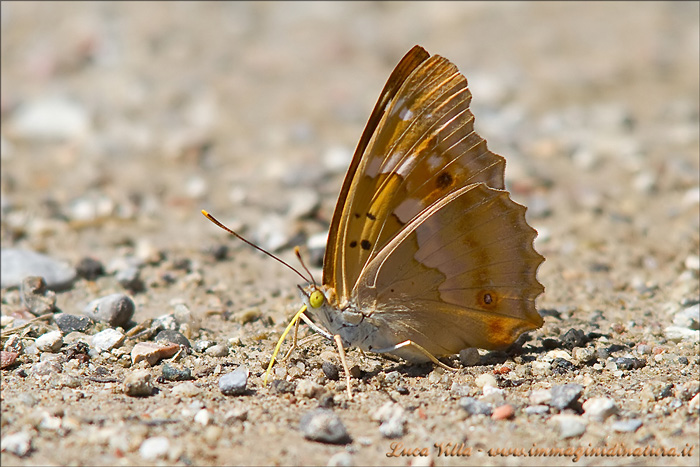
(309, 290, 325, 308)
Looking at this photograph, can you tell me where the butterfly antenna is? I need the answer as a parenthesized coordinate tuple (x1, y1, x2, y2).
(201, 210, 310, 284)
(294, 246, 316, 287)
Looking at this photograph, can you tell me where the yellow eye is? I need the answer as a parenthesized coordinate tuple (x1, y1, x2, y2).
(309, 290, 324, 308)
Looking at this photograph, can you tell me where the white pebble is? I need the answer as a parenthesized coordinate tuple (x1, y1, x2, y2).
(139, 436, 170, 460)
(91, 329, 125, 352)
(475, 373, 498, 388)
(194, 409, 212, 426)
(583, 397, 618, 422)
(35, 330, 63, 353)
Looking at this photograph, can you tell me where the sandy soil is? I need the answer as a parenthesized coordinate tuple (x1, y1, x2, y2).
(1, 2, 699, 466)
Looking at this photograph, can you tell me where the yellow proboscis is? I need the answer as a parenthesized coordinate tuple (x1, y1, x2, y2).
(263, 304, 308, 385)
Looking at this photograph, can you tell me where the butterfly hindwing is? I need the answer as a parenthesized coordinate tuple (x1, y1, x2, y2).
(355, 183, 544, 355)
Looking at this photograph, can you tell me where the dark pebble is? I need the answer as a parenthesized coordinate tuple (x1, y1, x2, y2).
(678, 356, 689, 365)
(396, 386, 410, 395)
(55, 313, 93, 334)
(270, 379, 296, 394)
(561, 328, 589, 349)
(155, 330, 191, 349)
(317, 393, 335, 408)
(300, 409, 351, 444)
(161, 364, 192, 381)
(459, 397, 493, 416)
(613, 357, 646, 370)
(206, 244, 228, 261)
(552, 358, 577, 374)
(75, 257, 104, 281)
(322, 361, 340, 381)
(20, 276, 56, 316)
(83, 293, 135, 328)
(219, 366, 248, 396)
(550, 383, 584, 410)
(116, 266, 144, 292)
(541, 338, 560, 350)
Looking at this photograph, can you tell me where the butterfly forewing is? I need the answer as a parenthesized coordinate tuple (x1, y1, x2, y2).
(324, 50, 509, 303)
(355, 183, 544, 355)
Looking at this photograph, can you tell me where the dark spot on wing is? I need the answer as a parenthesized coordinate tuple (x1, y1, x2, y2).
(366, 212, 376, 220)
(361, 240, 371, 250)
(349, 240, 357, 248)
(436, 171, 453, 189)
(354, 212, 361, 219)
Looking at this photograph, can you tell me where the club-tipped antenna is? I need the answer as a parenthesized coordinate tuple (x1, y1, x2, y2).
(294, 246, 317, 288)
(201, 210, 312, 284)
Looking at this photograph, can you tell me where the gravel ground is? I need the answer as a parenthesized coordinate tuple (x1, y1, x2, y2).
(1, 2, 699, 466)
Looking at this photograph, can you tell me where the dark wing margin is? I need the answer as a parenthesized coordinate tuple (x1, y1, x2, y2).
(322, 45, 431, 292)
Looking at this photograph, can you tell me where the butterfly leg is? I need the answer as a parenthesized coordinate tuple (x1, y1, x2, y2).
(374, 340, 457, 372)
(279, 316, 300, 363)
(333, 334, 353, 399)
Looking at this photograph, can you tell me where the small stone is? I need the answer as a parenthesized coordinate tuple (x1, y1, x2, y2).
(123, 370, 153, 397)
(551, 358, 576, 374)
(139, 436, 170, 460)
(171, 381, 201, 397)
(327, 451, 353, 467)
(560, 328, 589, 349)
(492, 404, 515, 420)
(131, 342, 179, 366)
(193, 339, 216, 353)
(480, 385, 505, 404)
(286, 188, 320, 219)
(155, 330, 191, 349)
(115, 266, 143, 292)
(1, 351, 19, 369)
(524, 405, 550, 415)
(270, 379, 296, 394)
(296, 379, 325, 399)
(373, 402, 406, 438)
(529, 389, 552, 406)
(612, 419, 643, 433)
(91, 329, 125, 352)
(475, 373, 498, 389)
(19, 276, 57, 316)
(583, 397, 618, 422)
(161, 364, 192, 381)
(322, 361, 340, 381)
(75, 257, 104, 281)
(664, 326, 699, 342)
(231, 308, 262, 324)
(83, 293, 135, 328)
(307, 231, 328, 267)
(219, 366, 248, 396)
(459, 348, 480, 366)
(300, 409, 351, 444)
(572, 347, 597, 364)
(223, 407, 249, 423)
(531, 361, 552, 375)
(10, 95, 89, 141)
(551, 414, 587, 439)
(1, 248, 76, 290)
(55, 313, 93, 334)
(30, 359, 62, 376)
(205, 344, 229, 357)
(194, 409, 212, 426)
(35, 330, 63, 353)
(550, 384, 584, 410)
(1, 431, 32, 457)
(612, 357, 646, 370)
(459, 397, 492, 416)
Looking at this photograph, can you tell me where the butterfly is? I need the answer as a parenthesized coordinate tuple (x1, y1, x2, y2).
(204, 45, 544, 398)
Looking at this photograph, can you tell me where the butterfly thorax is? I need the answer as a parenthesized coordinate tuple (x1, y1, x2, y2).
(301, 284, 400, 354)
